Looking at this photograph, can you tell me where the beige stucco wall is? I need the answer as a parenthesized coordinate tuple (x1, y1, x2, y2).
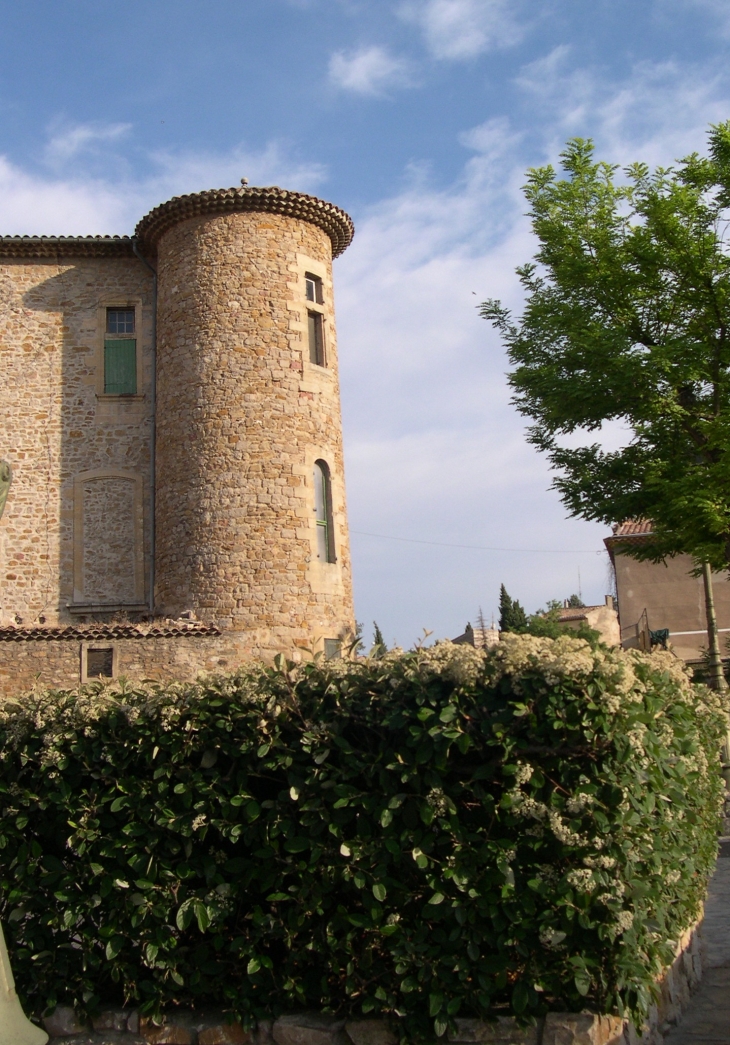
(154, 210, 354, 655)
(613, 547, 730, 661)
(0, 257, 154, 627)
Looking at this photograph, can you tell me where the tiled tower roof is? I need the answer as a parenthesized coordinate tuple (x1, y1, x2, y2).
(135, 185, 355, 257)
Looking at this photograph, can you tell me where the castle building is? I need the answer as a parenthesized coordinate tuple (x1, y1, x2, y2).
(0, 185, 356, 695)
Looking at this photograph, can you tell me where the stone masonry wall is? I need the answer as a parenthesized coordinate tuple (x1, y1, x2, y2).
(154, 210, 354, 655)
(0, 629, 245, 696)
(0, 257, 155, 626)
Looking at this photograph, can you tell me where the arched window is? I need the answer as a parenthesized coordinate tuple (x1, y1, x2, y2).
(314, 460, 336, 563)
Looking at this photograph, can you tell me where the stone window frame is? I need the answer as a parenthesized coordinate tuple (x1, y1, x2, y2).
(301, 446, 345, 601)
(80, 641, 119, 684)
(292, 255, 332, 378)
(95, 298, 145, 400)
(70, 468, 146, 611)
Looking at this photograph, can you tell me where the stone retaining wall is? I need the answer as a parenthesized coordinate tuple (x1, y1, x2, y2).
(36, 911, 704, 1045)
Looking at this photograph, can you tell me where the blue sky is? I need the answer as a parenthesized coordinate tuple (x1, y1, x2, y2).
(2, 0, 729, 646)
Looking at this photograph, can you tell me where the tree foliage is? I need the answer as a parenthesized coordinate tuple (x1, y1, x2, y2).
(498, 584, 528, 632)
(0, 641, 724, 1038)
(482, 123, 730, 568)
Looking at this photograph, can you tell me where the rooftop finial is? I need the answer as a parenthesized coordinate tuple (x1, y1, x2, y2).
(240, 177, 249, 186)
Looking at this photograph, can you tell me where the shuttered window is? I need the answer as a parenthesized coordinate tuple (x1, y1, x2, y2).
(314, 460, 336, 563)
(104, 339, 137, 395)
(308, 311, 325, 367)
(104, 308, 137, 395)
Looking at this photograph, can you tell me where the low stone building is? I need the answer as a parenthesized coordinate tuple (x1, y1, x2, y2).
(554, 597, 620, 646)
(0, 184, 357, 695)
(605, 520, 730, 663)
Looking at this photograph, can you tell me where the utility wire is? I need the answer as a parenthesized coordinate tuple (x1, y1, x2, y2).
(351, 529, 604, 555)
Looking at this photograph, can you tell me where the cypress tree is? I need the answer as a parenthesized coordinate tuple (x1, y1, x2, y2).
(499, 584, 527, 632)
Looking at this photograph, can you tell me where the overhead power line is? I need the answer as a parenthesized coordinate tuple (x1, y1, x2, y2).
(350, 529, 604, 555)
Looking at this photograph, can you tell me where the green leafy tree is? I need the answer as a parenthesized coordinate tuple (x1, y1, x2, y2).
(498, 584, 527, 632)
(566, 594, 584, 608)
(481, 124, 730, 571)
(482, 123, 730, 689)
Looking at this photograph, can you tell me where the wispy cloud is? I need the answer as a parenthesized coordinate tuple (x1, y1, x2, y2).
(3, 53, 730, 640)
(44, 120, 132, 169)
(0, 132, 327, 236)
(400, 0, 528, 60)
(338, 54, 730, 641)
(328, 45, 413, 95)
(515, 47, 730, 167)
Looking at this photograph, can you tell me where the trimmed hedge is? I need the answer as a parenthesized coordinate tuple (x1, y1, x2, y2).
(0, 636, 726, 1038)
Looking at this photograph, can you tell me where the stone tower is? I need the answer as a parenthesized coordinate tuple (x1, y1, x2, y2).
(136, 186, 356, 657)
(0, 185, 356, 695)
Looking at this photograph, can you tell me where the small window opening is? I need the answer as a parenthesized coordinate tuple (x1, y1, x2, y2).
(86, 647, 114, 679)
(308, 311, 325, 367)
(305, 273, 324, 304)
(324, 638, 341, 660)
(107, 308, 135, 335)
(314, 460, 336, 563)
(104, 308, 137, 395)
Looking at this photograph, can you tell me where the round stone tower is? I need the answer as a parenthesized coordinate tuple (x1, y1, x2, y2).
(135, 186, 355, 658)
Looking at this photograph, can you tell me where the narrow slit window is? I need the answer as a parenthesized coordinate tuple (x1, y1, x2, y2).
(104, 308, 137, 395)
(86, 647, 114, 679)
(308, 311, 325, 367)
(305, 273, 324, 304)
(314, 460, 336, 563)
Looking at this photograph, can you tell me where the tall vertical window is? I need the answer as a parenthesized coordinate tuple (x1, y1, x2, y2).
(314, 460, 335, 563)
(104, 308, 137, 395)
(305, 273, 324, 304)
(308, 311, 325, 367)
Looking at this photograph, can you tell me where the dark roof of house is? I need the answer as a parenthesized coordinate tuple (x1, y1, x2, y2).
(0, 620, 220, 642)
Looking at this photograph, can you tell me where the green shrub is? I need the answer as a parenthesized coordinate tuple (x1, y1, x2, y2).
(0, 637, 725, 1038)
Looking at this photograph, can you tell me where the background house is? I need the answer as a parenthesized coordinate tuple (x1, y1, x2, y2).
(605, 521, 730, 664)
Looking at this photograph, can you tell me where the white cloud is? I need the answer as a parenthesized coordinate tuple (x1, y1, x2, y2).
(0, 135, 326, 237)
(400, 0, 528, 60)
(337, 55, 730, 642)
(328, 45, 413, 95)
(3, 52, 730, 641)
(515, 48, 730, 168)
(44, 120, 132, 169)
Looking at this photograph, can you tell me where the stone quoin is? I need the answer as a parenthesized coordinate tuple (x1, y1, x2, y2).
(0, 185, 356, 694)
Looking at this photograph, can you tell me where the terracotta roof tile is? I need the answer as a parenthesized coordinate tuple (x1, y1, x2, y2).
(610, 519, 654, 537)
(135, 185, 354, 257)
(0, 619, 220, 642)
(0, 235, 135, 258)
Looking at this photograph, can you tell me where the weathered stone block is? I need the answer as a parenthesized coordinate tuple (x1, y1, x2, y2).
(93, 1011, 132, 1033)
(254, 1020, 274, 1045)
(139, 1017, 194, 1045)
(542, 1013, 624, 1045)
(43, 1006, 90, 1037)
(273, 1014, 348, 1045)
(198, 1023, 252, 1045)
(449, 1017, 539, 1044)
(344, 1020, 397, 1045)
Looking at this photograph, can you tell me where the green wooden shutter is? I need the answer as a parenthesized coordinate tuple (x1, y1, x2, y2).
(104, 339, 137, 395)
